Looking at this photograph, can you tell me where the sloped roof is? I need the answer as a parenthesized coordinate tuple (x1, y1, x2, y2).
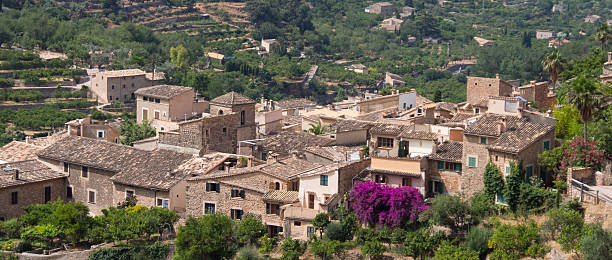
(210, 91, 255, 106)
(256, 131, 334, 155)
(463, 114, 523, 137)
(134, 85, 192, 99)
(262, 190, 299, 204)
(37, 136, 193, 190)
(304, 145, 363, 162)
(329, 119, 372, 133)
(0, 160, 66, 188)
(370, 123, 412, 136)
(0, 141, 41, 163)
(259, 157, 323, 180)
(429, 141, 463, 162)
(488, 121, 554, 154)
(399, 130, 438, 140)
(449, 113, 477, 123)
(96, 69, 145, 78)
(275, 99, 316, 109)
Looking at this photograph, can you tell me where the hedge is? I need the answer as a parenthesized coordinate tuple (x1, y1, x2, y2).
(88, 243, 169, 260)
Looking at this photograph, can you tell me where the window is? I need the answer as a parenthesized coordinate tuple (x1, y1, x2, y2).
(142, 109, 148, 120)
(219, 110, 224, 115)
(222, 127, 227, 134)
(66, 186, 73, 199)
(240, 110, 246, 125)
(505, 166, 511, 174)
(402, 177, 412, 186)
(377, 137, 394, 148)
(525, 165, 533, 183)
(474, 107, 480, 114)
(82, 166, 88, 178)
(375, 174, 387, 183)
(163, 199, 169, 209)
(206, 183, 220, 192)
(437, 161, 444, 170)
(126, 190, 135, 199)
(124, 95, 127, 100)
(109, 95, 113, 101)
(495, 155, 499, 161)
(63, 162, 69, 173)
(111, 85, 115, 89)
(275, 182, 280, 190)
(307, 226, 315, 237)
(157, 198, 163, 207)
(122, 84, 125, 88)
(543, 140, 550, 151)
(266, 203, 280, 215)
(320, 175, 328, 186)
(430, 180, 444, 194)
(10, 191, 18, 205)
(496, 193, 507, 204)
(131, 83, 135, 88)
(231, 189, 245, 199)
(291, 181, 299, 191)
(154, 110, 160, 119)
(205, 129, 209, 138)
(204, 203, 216, 214)
(97, 130, 104, 138)
(468, 156, 477, 167)
(155, 98, 160, 103)
(294, 221, 301, 226)
(455, 163, 462, 173)
(231, 209, 243, 220)
(480, 137, 487, 144)
(143, 96, 148, 102)
(88, 190, 96, 204)
(44, 186, 51, 203)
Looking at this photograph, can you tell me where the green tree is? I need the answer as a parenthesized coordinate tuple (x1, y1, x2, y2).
(465, 226, 493, 259)
(542, 209, 584, 253)
(541, 51, 565, 91)
(503, 161, 523, 212)
(488, 222, 542, 260)
(170, 45, 189, 69)
(433, 241, 479, 260)
(309, 238, 342, 260)
(280, 237, 306, 260)
(361, 240, 385, 260)
(595, 23, 611, 51)
(421, 194, 470, 233)
(119, 119, 156, 146)
(236, 215, 266, 246)
(567, 75, 603, 141)
(581, 223, 612, 260)
(483, 160, 504, 201)
(312, 213, 330, 238)
(175, 214, 236, 260)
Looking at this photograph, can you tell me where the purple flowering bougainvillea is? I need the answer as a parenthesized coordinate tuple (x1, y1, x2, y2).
(349, 181, 428, 228)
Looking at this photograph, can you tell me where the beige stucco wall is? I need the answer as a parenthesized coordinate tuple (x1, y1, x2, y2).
(298, 171, 339, 211)
(336, 129, 367, 145)
(91, 73, 150, 104)
(371, 157, 422, 174)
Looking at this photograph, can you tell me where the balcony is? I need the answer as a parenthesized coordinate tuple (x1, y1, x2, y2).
(282, 205, 321, 222)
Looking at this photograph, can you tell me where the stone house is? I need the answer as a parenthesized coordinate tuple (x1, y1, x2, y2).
(466, 75, 514, 104)
(135, 85, 209, 133)
(36, 136, 193, 215)
(304, 146, 364, 165)
(0, 160, 67, 220)
(345, 64, 368, 74)
(365, 2, 394, 15)
(600, 52, 612, 84)
(400, 6, 415, 19)
(473, 37, 494, 47)
(328, 120, 372, 146)
(260, 39, 278, 55)
(427, 141, 463, 196)
(66, 117, 120, 144)
(384, 72, 405, 87)
(535, 30, 555, 39)
(0, 140, 43, 163)
(284, 159, 370, 240)
(355, 156, 427, 194)
(518, 81, 554, 109)
(461, 113, 555, 198)
(186, 156, 323, 237)
(398, 130, 438, 158)
(274, 99, 317, 117)
(369, 123, 414, 158)
(90, 69, 162, 104)
(158, 113, 240, 155)
(251, 131, 334, 160)
(210, 92, 257, 152)
(256, 109, 283, 137)
(380, 18, 403, 32)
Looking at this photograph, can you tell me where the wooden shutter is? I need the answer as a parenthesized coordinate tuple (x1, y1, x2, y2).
(240, 190, 245, 198)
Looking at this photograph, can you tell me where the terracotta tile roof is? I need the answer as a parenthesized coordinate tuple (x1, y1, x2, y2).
(179, 153, 240, 178)
(329, 120, 372, 133)
(399, 130, 438, 140)
(304, 146, 363, 162)
(27, 131, 68, 147)
(191, 164, 264, 180)
(429, 141, 463, 162)
(275, 99, 316, 109)
(300, 159, 367, 177)
(449, 113, 477, 123)
(134, 85, 192, 99)
(488, 121, 554, 154)
(262, 190, 299, 204)
(259, 157, 323, 180)
(256, 131, 334, 155)
(355, 107, 398, 122)
(360, 167, 422, 177)
(370, 123, 412, 136)
(37, 136, 193, 190)
(0, 141, 41, 163)
(96, 69, 145, 78)
(464, 114, 525, 137)
(0, 160, 66, 188)
(210, 91, 255, 106)
(435, 102, 457, 112)
(283, 115, 302, 126)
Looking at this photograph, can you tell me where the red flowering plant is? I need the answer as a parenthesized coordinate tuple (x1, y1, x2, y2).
(349, 181, 429, 229)
(558, 138, 606, 181)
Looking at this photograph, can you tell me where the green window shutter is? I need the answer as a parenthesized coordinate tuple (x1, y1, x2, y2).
(468, 157, 476, 167)
(455, 163, 462, 173)
(206, 183, 210, 192)
(398, 140, 403, 157)
(266, 203, 270, 214)
(437, 182, 444, 194)
(505, 166, 511, 173)
(437, 161, 444, 170)
(480, 137, 486, 144)
(543, 141, 550, 151)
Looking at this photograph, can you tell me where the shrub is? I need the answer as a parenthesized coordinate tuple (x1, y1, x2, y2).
(236, 215, 266, 246)
(312, 213, 330, 238)
(361, 240, 385, 260)
(280, 237, 306, 260)
(355, 228, 377, 245)
(525, 244, 551, 258)
(174, 214, 236, 260)
(258, 235, 278, 254)
(488, 222, 542, 259)
(433, 241, 479, 260)
(465, 226, 493, 259)
(0, 219, 20, 239)
(560, 138, 606, 173)
(420, 194, 471, 233)
(324, 222, 350, 242)
(237, 246, 261, 260)
(401, 228, 446, 259)
(470, 192, 494, 219)
(542, 208, 583, 242)
(581, 223, 612, 260)
(309, 238, 342, 260)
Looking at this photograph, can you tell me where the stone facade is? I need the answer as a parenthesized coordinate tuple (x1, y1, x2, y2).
(66, 117, 120, 144)
(519, 81, 552, 109)
(158, 113, 240, 154)
(90, 69, 158, 104)
(427, 160, 462, 196)
(461, 134, 492, 198)
(0, 177, 65, 220)
(466, 76, 513, 104)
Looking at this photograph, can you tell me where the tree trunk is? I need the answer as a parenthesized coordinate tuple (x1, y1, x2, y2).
(584, 121, 588, 141)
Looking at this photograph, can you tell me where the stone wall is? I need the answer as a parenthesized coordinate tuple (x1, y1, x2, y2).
(427, 159, 461, 195)
(338, 159, 371, 196)
(460, 135, 492, 198)
(466, 76, 513, 104)
(0, 178, 66, 220)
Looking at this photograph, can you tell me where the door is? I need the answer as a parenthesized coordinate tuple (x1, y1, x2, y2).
(44, 186, 51, 203)
(525, 166, 533, 183)
(400, 141, 409, 157)
(142, 109, 148, 120)
(308, 194, 315, 209)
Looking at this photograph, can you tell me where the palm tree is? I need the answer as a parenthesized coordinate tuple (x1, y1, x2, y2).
(308, 120, 326, 135)
(567, 75, 603, 141)
(541, 51, 565, 91)
(595, 23, 611, 51)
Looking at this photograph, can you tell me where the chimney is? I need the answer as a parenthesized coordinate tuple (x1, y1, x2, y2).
(224, 161, 232, 174)
(13, 169, 19, 180)
(261, 96, 265, 104)
(267, 151, 276, 163)
(247, 157, 252, 167)
(25, 136, 31, 144)
(495, 73, 500, 79)
(497, 117, 507, 133)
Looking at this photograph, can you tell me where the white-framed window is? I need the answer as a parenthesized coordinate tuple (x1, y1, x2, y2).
(467, 155, 478, 168)
(204, 202, 216, 214)
(126, 189, 135, 199)
(157, 198, 169, 209)
(231, 208, 243, 220)
(87, 189, 96, 204)
(97, 130, 105, 138)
